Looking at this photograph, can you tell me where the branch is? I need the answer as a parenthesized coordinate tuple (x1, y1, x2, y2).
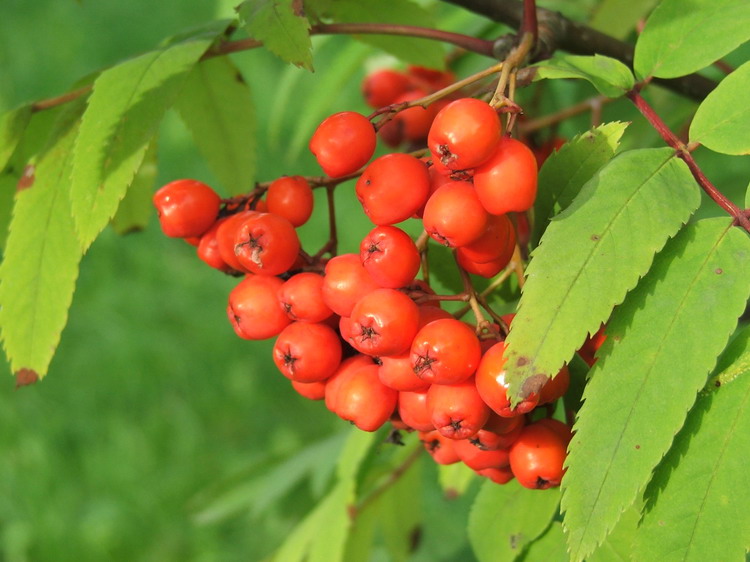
(441, 0, 717, 102)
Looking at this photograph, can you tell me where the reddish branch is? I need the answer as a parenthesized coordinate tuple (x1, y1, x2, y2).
(627, 89, 750, 233)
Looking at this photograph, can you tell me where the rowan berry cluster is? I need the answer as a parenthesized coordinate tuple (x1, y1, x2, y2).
(152, 67, 576, 490)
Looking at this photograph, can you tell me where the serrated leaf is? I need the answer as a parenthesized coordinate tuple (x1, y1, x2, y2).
(238, 0, 313, 71)
(518, 522, 566, 561)
(0, 105, 32, 170)
(0, 102, 85, 379)
(469, 479, 560, 562)
(110, 141, 157, 235)
(175, 57, 256, 195)
(634, 0, 750, 79)
(587, 503, 640, 562)
(589, 0, 658, 40)
(532, 54, 635, 98)
(70, 30, 222, 251)
(330, 0, 445, 69)
(561, 218, 750, 561)
(635, 331, 750, 560)
(504, 148, 700, 400)
(690, 60, 750, 155)
(532, 121, 628, 248)
(711, 323, 750, 387)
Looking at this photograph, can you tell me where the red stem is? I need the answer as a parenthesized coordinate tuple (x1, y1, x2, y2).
(522, 0, 538, 43)
(627, 89, 750, 233)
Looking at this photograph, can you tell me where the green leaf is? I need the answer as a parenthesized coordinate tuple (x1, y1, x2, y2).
(561, 218, 750, 561)
(273, 481, 354, 562)
(336, 425, 381, 481)
(587, 503, 640, 562)
(110, 141, 158, 235)
(504, 148, 700, 400)
(70, 30, 222, 251)
(0, 105, 32, 171)
(330, 0, 445, 69)
(0, 103, 85, 380)
(532, 121, 628, 248)
(634, 0, 750, 79)
(711, 324, 750, 387)
(238, 0, 314, 71)
(437, 462, 477, 498)
(690, 60, 750, 155)
(532, 54, 635, 98)
(175, 57, 257, 195)
(518, 522, 566, 562)
(635, 331, 750, 560)
(589, 0, 658, 40)
(468, 479, 560, 562)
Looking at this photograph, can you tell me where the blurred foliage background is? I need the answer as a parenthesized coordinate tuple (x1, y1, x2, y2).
(0, 0, 748, 560)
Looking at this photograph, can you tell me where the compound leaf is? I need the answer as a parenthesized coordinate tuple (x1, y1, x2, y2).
(533, 54, 635, 98)
(634, 324, 750, 560)
(0, 102, 85, 380)
(175, 57, 256, 195)
(532, 121, 628, 248)
(238, 0, 313, 71)
(70, 28, 222, 251)
(634, 0, 750, 79)
(504, 148, 700, 401)
(110, 141, 157, 235)
(330, 0, 444, 69)
(468, 479, 560, 562)
(562, 218, 750, 561)
(690, 59, 750, 155)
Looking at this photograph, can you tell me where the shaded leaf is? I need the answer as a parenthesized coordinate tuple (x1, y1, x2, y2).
(468, 479, 560, 562)
(634, 0, 750, 79)
(175, 57, 256, 195)
(504, 149, 700, 401)
(532, 121, 628, 248)
(690, 60, 750, 155)
(238, 0, 314, 71)
(110, 141, 158, 235)
(0, 102, 85, 379)
(710, 322, 750, 387)
(588, 503, 640, 562)
(635, 325, 750, 560)
(330, 0, 445, 69)
(438, 462, 477, 498)
(589, 0, 658, 40)
(71, 29, 222, 251)
(562, 218, 750, 561)
(533, 54, 635, 98)
(0, 105, 32, 171)
(518, 522, 566, 562)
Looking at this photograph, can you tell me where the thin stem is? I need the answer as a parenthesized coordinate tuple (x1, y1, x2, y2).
(627, 89, 750, 232)
(490, 31, 535, 108)
(454, 252, 487, 329)
(521, 0, 538, 43)
(511, 245, 526, 289)
(518, 95, 609, 135)
(314, 185, 338, 259)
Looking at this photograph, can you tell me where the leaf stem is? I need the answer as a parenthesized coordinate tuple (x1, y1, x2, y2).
(626, 89, 750, 233)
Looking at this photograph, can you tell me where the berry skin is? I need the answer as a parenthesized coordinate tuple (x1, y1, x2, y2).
(475, 466, 514, 484)
(454, 213, 515, 265)
(153, 179, 221, 238)
(390, 90, 438, 141)
(360, 225, 421, 288)
(325, 355, 375, 413)
(419, 430, 461, 465)
(473, 137, 538, 215)
(278, 272, 333, 323)
(509, 422, 568, 489)
(234, 212, 301, 276)
(538, 366, 570, 405)
(266, 176, 314, 227)
(291, 379, 327, 401)
(427, 377, 490, 440)
(378, 351, 431, 392)
(322, 254, 380, 318)
(197, 218, 232, 273)
(411, 318, 482, 384)
(362, 69, 412, 108)
(475, 342, 540, 417)
(309, 111, 376, 178)
(422, 181, 488, 247)
(428, 98, 502, 171)
(356, 153, 431, 225)
(346, 288, 420, 357)
(470, 414, 525, 451)
(273, 322, 342, 383)
(398, 388, 434, 432)
(216, 210, 258, 273)
(453, 438, 510, 471)
(331, 363, 398, 432)
(227, 275, 291, 340)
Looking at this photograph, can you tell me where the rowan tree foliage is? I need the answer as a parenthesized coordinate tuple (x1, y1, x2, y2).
(1, 0, 749, 560)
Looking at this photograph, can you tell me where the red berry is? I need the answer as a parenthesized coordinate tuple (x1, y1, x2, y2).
(322, 254, 380, 317)
(227, 275, 291, 340)
(291, 379, 327, 401)
(419, 430, 461, 465)
(398, 388, 434, 432)
(427, 376, 490, 440)
(309, 111, 376, 178)
(362, 69, 412, 108)
(332, 363, 398, 432)
(197, 218, 232, 273)
(410, 318, 482, 384)
(475, 342, 539, 417)
(360, 225, 421, 288)
(422, 181, 488, 247)
(474, 137, 538, 215)
(278, 272, 333, 323)
(234, 213, 301, 276)
(266, 176, 314, 227)
(346, 288, 420, 357)
(153, 179, 221, 238)
(509, 422, 567, 489)
(273, 322, 342, 383)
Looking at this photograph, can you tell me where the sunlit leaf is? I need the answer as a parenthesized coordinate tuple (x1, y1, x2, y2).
(589, 0, 658, 40)
(690, 60, 750, 155)
(562, 218, 750, 561)
(532, 121, 628, 248)
(468, 479, 560, 562)
(533, 54, 635, 98)
(504, 149, 700, 401)
(634, 0, 750, 79)
(110, 141, 157, 235)
(176, 57, 257, 195)
(518, 522, 566, 561)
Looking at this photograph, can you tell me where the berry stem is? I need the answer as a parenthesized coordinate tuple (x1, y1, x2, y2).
(626, 89, 750, 233)
(518, 95, 609, 135)
(490, 31, 535, 111)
